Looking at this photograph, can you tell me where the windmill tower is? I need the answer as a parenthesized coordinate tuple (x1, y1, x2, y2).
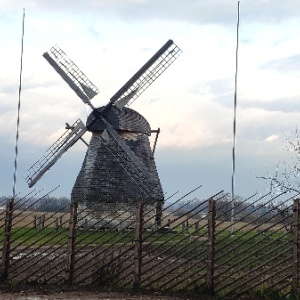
(25, 40, 181, 217)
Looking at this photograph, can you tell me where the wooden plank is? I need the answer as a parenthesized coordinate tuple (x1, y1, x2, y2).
(65, 201, 78, 283)
(133, 201, 144, 290)
(207, 198, 216, 295)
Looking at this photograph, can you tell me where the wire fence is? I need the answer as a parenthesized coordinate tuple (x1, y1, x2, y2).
(0, 189, 299, 298)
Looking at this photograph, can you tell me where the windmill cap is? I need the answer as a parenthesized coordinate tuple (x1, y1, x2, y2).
(87, 106, 151, 135)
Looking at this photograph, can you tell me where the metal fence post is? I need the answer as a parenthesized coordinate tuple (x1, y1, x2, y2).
(292, 199, 300, 293)
(65, 201, 78, 284)
(133, 201, 144, 290)
(1, 198, 14, 282)
(207, 198, 216, 295)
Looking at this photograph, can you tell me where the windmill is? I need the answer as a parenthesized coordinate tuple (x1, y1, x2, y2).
(25, 40, 181, 217)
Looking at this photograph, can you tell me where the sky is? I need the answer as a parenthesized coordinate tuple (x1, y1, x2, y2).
(1, 0, 300, 202)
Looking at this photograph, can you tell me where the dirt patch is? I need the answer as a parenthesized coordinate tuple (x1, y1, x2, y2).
(0, 285, 211, 300)
(0, 291, 178, 299)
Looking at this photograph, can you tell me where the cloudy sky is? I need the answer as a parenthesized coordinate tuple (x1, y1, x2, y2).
(1, 0, 300, 201)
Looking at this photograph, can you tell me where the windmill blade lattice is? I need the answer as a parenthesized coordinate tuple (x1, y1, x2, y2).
(25, 119, 87, 188)
(43, 46, 99, 104)
(110, 39, 182, 108)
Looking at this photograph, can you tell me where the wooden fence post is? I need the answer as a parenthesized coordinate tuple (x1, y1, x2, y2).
(33, 215, 37, 229)
(195, 221, 199, 233)
(65, 201, 78, 284)
(155, 200, 162, 229)
(38, 215, 45, 230)
(292, 199, 300, 293)
(182, 222, 185, 233)
(133, 201, 144, 290)
(207, 198, 216, 295)
(55, 216, 63, 231)
(1, 198, 14, 282)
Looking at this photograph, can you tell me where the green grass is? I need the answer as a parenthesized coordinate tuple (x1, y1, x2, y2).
(0, 225, 290, 254)
(0, 227, 133, 247)
(0, 225, 294, 298)
(9, 227, 69, 246)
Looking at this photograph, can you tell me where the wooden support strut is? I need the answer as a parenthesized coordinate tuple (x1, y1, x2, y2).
(65, 123, 88, 146)
(151, 128, 160, 156)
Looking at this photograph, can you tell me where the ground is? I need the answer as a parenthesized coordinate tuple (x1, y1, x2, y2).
(0, 287, 210, 300)
(0, 292, 181, 300)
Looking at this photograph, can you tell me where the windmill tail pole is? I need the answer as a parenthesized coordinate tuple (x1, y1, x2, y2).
(12, 8, 25, 198)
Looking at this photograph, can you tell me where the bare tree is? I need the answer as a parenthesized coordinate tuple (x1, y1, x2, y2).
(258, 128, 300, 195)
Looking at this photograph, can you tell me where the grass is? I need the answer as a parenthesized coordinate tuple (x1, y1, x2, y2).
(0, 225, 291, 267)
(2, 227, 134, 247)
(0, 221, 294, 299)
(9, 227, 69, 246)
(0, 226, 199, 248)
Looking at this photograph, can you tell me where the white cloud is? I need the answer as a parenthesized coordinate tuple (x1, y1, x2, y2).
(265, 134, 280, 142)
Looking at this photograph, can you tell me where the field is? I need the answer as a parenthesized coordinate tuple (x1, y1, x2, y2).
(0, 197, 297, 299)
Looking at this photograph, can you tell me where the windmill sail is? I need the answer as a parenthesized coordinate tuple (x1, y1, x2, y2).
(43, 46, 99, 104)
(113, 89, 138, 110)
(25, 119, 87, 188)
(110, 39, 182, 107)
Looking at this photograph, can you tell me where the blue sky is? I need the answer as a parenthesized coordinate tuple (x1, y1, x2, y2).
(1, 0, 300, 201)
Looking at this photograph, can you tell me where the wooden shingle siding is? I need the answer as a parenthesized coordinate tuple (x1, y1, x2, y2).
(87, 106, 151, 135)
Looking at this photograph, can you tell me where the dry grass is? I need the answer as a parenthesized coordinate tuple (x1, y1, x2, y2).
(162, 213, 285, 233)
(0, 209, 69, 229)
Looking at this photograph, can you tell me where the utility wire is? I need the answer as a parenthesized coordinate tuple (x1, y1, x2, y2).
(231, 1, 240, 234)
(13, 8, 25, 198)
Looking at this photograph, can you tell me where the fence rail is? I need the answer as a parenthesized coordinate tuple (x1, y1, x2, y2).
(0, 190, 299, 298)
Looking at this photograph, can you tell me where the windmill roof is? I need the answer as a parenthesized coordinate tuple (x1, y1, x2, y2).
(87, 106, 151, 135)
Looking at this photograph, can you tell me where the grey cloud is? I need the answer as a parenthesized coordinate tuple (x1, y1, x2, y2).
(0, 78, 57, 98)
(240, 0, 300, 23)
(156, 144, 273, 198)
(0, 79, 19, 94)
(98, 1, 300, 25)
(239, 96, 300, 113)
(194, 78, 300, 114)
(90, 1, 300, 26)
(263, 55, 300, 73)
(4, 1, 300, 27)
(188, 79, 234, 108)
(188, 79, 233, 95)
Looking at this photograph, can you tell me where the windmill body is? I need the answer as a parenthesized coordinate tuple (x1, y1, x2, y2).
(72, 106, 164, 209)
(25, 40, 181, 218)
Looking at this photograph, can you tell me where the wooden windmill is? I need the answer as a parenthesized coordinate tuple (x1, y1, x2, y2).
(25, 40, 181, 215)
